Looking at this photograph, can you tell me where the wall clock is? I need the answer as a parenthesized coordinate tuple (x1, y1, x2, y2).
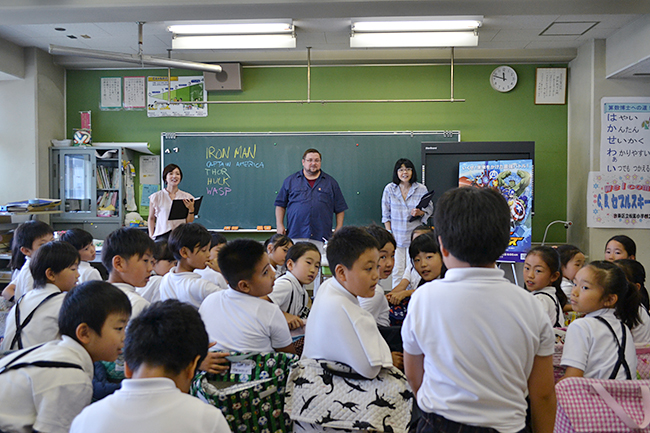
(490, 65, 517, 92)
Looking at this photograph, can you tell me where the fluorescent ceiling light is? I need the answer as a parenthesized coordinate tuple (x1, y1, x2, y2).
(168, 22, 293, 35)
(353, 18, 482, 32)
(172, 34, 296, 50)
(350, 31, 478, 48)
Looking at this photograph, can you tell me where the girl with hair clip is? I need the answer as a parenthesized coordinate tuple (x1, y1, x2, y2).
(523, 246, 567, 328)
(614, 259, 650, 344)
(556, 244, 585, 301)
(604, 234, 636, 262)
(561, 261, 641, 380)
(264, 234, 293, 279)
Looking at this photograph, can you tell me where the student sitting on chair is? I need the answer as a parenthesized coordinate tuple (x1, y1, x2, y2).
(70, 300, 230, 433)
(199, 239, 296, 354)
(0, 281, 131, 433)
(2, 241, 79, 351)
(60, 228, 102, 283)
(159, 223, 222, 309)
(302, 226, 393, 379)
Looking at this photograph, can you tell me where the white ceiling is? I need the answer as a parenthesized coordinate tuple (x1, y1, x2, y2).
(0, 0, 647, 69)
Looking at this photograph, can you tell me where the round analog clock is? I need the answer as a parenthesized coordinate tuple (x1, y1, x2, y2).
(490, 66, 517, 92)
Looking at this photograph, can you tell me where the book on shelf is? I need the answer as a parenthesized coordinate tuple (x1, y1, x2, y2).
(0, 198, 61, 212)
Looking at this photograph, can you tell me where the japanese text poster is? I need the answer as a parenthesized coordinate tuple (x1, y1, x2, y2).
(588, 171, 650, 228)
(601, 97, 650, 175)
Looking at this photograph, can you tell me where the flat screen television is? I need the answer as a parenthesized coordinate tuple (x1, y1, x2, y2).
(421, 141, 535, 210)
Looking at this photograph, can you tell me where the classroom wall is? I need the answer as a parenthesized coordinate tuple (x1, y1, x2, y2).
(65, 63, 568, 242)
(568, 39, 650, 264)
(0, 38, 24, 80)
(0, 48, 65, 205)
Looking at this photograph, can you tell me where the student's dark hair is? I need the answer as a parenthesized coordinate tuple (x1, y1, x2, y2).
(410, 224, 433, 241)
(327, 226, 380, 271)
(167, 223, 212, 261)
(102, 227, 156, 273)
(30, 241, 80, 288)
(124, 300, 208, 375)
(392, 158, 417, 185)
(264, 233, 293, 251)
(153, 240, 175, 262)
(218, 239, 267, 289)
(285, 242, 321, 266)
(60, 228, 94, 251)
(408, 232, 447, 278)
(365, 224, 396, 249)
(434, 187, 510, 266)
(588, 260, 641, 329)
(9, 220, 53, 271)
(526, 245, 567, 307)
(209, 232, 227, 248)
(556, 244, 584, 268)
(58, 281, 132, 341)
(614, 259, 649, 311)
(302, 148, 322, 160)
(606, 235, 637, 258)
(162, 163, 182, 185)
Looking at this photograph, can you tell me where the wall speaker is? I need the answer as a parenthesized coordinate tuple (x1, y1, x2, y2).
(204, 63, 242, 91)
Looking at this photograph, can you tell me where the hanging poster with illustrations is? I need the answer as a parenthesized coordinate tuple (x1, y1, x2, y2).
(459, 159, 533, 262)
(147, 76, 207, 117)
(587, 171, 650, 228)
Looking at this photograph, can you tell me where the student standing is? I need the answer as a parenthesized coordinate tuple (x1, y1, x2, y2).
(148, 164, 195, 241)
(402, 187, 555, 433)
(381, 158, 433, 288)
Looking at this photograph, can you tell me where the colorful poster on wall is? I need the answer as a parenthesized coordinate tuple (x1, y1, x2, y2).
(601, 97, 650, 175)
(147, 76, 207, 117)
(459, 159, 533, 262)
(587, 171, 650, 228)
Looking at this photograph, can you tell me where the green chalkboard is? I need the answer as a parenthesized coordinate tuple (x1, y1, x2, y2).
(161, 132, 459, 230)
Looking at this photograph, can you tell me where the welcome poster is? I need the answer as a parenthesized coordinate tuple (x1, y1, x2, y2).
(459, 159, 533, 262)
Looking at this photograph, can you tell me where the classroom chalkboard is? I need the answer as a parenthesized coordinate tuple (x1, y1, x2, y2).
(161, 131, 460, 230)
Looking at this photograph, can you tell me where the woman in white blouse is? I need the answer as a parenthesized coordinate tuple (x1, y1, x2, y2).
(148, 164, 195, 240)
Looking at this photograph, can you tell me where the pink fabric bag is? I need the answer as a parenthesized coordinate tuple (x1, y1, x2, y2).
(555, 377, 650, 432)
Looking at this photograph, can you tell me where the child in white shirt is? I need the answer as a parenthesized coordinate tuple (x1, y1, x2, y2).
(556, 244, 585, 301)
(265, 233, 293, 279)
(2, 241, 80, 351)
(194, 232, 228, 290)
(61, 228, 102, 283)
(358, 225, 395, 328)
(302, 226, 393, 379)
(137, 240, 177, 303)
(199, 238, 295, 354)
(523, 245, 567, 328)
(159, 223, 222, 309)
(1, 220, 54, 302)
(386, 224, 431, 296)
(613, 259, 650, 344)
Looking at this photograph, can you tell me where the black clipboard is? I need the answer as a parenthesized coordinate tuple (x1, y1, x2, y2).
(168, 196, 202, 220)
(408, 190, 434, 222)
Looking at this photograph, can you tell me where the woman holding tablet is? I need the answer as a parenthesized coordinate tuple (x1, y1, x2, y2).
(148, 164, 195, 240)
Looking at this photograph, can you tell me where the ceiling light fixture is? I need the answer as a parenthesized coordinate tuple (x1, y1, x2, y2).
(351, 16, 481, 48)
(169, 20, 296, 50)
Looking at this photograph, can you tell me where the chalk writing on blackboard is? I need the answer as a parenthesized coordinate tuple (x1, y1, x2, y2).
(204, 144, 263, 197)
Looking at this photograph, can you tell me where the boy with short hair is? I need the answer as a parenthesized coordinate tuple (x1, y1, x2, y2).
(102, 227, 156, 319)
(159, 223, 222, 309)
(61, 228, 102, 283)
(302, 226, 393, 379)
(0, 281, 131, 433)
(199, 239, 295, 354)
(70, 300, 231, 433)
(359, 224, 394, 328)
(402, 187, 555, 433)
(194, 231, 228, 291)
(137, 240, 177, 303)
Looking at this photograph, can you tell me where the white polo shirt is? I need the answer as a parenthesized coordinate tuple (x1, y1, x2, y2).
(269, 271, 310, 316)
(0, 336, 94, 433)
(136, 275, 163, 303)
(78, 261, 102, 284)
(12, 258, 34, 300)
(112, 282, 150, 320)
(159, 269, 221, 309)
(2, 283, 64, 351)
(358, 285, 390, 327)
(70, 377, 230, 433)
(199, 288, 293, 352)
(532, 286, 565, 327)
(562, 308, 637, 379)
(632, 306, 650, 344)
(194, 267, 229, 291)
(302, 277, 392, 379)
(402, 267, 554, 433)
